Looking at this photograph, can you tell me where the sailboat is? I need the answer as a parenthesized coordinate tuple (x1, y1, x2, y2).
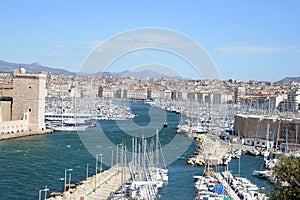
(48, 87, 87, 132)
(119, 130, 168, 200)
(194, 154, 228, 199)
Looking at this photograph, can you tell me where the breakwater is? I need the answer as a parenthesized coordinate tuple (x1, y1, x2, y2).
(186, 133, 257, 167)
(186, 134, 229, 166)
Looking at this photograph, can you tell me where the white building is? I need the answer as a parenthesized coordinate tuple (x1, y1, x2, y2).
(287, 87, 300, 112)
(127, 88, 147, 100)
(234, 86, 246, 105)
(164, 90, 172, 99)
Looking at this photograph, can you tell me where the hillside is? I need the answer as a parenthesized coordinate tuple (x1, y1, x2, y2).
(277, 76, 300, 84)
(0, 60, 74, 75)
(0, 60, 182, 79)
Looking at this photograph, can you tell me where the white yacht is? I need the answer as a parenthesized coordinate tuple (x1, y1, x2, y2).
(49, 125, 87, 132)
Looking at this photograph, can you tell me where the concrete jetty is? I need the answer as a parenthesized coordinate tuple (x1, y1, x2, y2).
(0, 129, 52, 141)
(48, 164, 131, 200)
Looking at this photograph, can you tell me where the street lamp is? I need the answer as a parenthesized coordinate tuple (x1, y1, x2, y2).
(100, 154, 103, 175)
(39, 185, 49, 200)
(111, 149, 115, 167)
(94, 153, 103, 191)
(86, 163, 89, 180)
(64, 168, 73, 192)
(116, 144, 122, 167)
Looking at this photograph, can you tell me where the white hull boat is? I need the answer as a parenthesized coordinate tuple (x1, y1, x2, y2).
(50, 125, 87, 131)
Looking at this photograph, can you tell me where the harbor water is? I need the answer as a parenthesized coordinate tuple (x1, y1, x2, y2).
(0, 102, 270, 200)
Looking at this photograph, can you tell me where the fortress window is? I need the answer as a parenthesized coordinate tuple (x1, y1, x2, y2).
(29, 108, 32, 112)
(29, 86, 31, 89)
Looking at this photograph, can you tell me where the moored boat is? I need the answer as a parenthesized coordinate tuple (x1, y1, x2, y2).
(49, 125, 87, 131)
(222, 170, 267, 200)
(163, 121, 168, 128)
(63, 118, 96, 127)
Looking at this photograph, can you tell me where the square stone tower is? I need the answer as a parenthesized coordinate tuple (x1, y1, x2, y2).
(12, 68, 47, 131)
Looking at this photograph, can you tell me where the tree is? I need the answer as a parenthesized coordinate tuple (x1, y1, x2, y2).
(269, 155, 300, 199)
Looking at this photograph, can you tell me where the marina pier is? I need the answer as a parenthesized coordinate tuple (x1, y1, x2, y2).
(48, 164, 131, 200)
(215, 173, 240, 200)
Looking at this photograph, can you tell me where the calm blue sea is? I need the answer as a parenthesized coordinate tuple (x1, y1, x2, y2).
(0, 102, 270, 200)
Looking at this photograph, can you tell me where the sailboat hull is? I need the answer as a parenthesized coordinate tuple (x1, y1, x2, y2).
(50, 126, 87, 131)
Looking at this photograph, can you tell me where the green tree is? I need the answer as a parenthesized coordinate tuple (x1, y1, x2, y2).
(269, 155, 300, 199)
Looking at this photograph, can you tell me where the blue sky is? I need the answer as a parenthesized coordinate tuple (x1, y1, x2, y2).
(1, 0, 299, 81)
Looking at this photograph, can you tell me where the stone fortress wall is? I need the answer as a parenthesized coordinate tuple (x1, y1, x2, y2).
(234, 114, 300, 143)
(0, 68, 49, 140)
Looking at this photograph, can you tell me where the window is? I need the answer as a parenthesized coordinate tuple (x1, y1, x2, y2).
(29, 108, 32, 112)
(29, 86, 31, 89)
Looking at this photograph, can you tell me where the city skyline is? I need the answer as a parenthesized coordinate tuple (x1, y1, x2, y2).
(1, 1, 300, 81)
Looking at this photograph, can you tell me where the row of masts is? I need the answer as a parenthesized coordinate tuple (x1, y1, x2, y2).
(110, 130, 168, 199)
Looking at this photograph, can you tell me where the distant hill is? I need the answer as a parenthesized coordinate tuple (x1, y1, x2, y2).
(104, 70, 183, 79)
(0, 60, 75, 75)
(0, 60, 183, 79)
(277, 77, 300, 84)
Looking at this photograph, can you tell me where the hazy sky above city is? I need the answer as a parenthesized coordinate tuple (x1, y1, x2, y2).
(1, 0, 300, 81)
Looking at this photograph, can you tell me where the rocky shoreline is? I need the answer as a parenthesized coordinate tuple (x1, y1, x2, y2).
(186, 133, 257, 167)
(186, 133, 231, 166)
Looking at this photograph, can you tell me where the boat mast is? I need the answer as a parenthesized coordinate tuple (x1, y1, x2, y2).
(285, 122, 289, 153)
(132, 137, 135, 170)
(296, 124, 298, 151)
(266, 123, 270, 142)
(276, 116, 282, 150)
(61, 85, 64, 127)
(74, 85, 77, 128)
(238, 131, 241, 177)
(156, 129, 159, 168)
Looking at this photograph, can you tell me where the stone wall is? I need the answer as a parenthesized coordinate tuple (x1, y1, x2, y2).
(0, 118, 28, 134)
(234, 114, 300, 143)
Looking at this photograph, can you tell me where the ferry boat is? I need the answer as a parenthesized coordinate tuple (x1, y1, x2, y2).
(45, 112, 94, 122)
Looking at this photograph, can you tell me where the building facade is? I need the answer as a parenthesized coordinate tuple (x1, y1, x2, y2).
(287, 87, 300, 113)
